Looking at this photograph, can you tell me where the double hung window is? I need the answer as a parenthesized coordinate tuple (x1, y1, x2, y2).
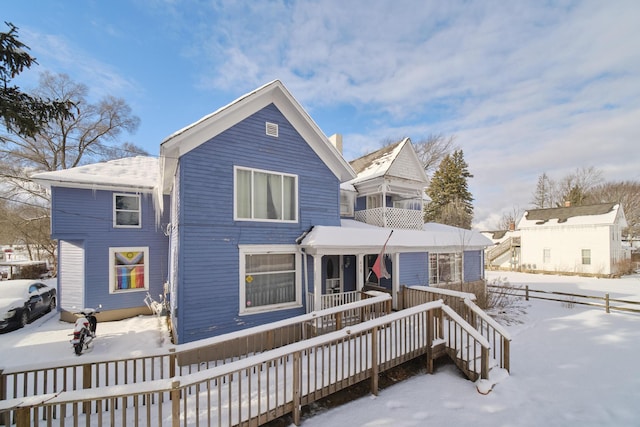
(239, 245, 300, 314)
(235, 167, 297, 222)
(114, 194, 141, 228)
(429, 253, 462, 284)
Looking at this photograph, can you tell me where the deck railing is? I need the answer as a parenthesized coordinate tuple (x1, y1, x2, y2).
(306, 290, 363, 312)
(400, 285, 511, 373)
(354, 207, 424, 230)
(0, 294, 392, 409)
(0, 300, 489, 427)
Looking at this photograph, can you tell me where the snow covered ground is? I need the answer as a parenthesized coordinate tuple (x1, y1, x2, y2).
(302, 271, 640, 427)
(1, 272, 639, 426)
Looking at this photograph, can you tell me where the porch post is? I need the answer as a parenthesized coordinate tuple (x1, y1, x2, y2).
(357, 254, 365, 290)
(313, 255, 322, 311)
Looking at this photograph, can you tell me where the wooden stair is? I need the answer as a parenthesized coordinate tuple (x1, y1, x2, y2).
(445, 348, 480, 381)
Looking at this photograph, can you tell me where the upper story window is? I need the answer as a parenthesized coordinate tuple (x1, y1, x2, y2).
(340, 191, 355, 216)
(235, 166, 298, 222)
(114, 194, 141, 228)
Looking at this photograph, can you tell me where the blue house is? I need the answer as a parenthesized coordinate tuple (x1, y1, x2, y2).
(33, 80, 491, 344)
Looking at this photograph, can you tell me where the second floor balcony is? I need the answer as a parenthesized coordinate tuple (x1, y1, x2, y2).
(354, 207, 424, 230)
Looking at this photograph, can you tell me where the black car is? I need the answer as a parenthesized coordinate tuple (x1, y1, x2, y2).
(0, 280, 57, 331)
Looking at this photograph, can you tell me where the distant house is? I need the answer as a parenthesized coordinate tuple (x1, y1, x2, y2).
(516, 203, 629, 276)
(482, 226, 521, 271)
(33, 80, 492, 344)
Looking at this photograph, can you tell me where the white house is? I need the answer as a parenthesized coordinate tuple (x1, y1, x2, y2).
(517, 203, 629, 276)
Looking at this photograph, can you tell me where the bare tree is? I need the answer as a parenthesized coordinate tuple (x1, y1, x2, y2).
(555, 166, 603, 207)
(0, 72, 145, 199)
(412, 133, 458, 178)
(497, 205, 524, 230)
(531, 172, 554, 208)
(587, 180, 640, 237)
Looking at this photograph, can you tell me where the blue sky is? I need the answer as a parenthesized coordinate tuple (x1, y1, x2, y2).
(5, 0, 640, 229)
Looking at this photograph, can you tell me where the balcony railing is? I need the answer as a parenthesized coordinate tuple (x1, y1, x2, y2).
(354, 207, 424, 230)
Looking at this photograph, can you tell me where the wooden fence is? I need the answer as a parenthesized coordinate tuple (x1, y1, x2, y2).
(0, 295, 392, 410)
(490, 284, 640, 314)
(0, 300, 489, 427)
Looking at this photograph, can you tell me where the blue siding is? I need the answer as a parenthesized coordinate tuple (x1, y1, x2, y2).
(399, 252, 429, 286)
(175, 104, 341, 343)
(51, 187, 169, 311)
(464, 250, 483, 282)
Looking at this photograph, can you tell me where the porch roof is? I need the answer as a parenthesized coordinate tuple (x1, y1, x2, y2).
(299, 220, 492, 255)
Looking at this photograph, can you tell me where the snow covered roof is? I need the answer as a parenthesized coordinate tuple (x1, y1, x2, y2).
(299, 219, 492, 254)
(30, 156, 159, 192)
(518, 203, 626, 228)
(349, 139, 406, 183)
(159, 80, 356, 193)
(345, 137, 428, 197)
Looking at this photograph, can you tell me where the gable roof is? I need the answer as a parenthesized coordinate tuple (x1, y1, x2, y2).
(159, 80, 356, 193)
(347, 137, 428, 186)
(31, 156, 159, 192)
(518, 203, 627, 228)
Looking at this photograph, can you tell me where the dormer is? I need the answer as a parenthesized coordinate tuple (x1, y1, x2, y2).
(345, 138, 428, 230)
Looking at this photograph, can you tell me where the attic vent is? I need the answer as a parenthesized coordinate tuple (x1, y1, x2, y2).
(266, 122, 279, 137)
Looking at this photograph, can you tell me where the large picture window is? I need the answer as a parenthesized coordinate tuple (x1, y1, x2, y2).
(239, 246, 300, 314)
(114, 194, 141, 228)
(109, 247, 149, 293)
(235, 167, 297, 222)
(429, 253, 462, 284)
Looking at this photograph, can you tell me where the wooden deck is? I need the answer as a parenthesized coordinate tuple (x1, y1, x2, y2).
(0, 288, 510, 427)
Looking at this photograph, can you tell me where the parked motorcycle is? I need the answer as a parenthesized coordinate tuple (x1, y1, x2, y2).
(70, 305, 101, 355)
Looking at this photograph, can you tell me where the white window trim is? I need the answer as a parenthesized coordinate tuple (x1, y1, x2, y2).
(233, 166, 299, 223)
(238, 245, 302, 315)
(108, 246, 150, 294)
(340, 191, 355, 216)
(113, 193, 142, 228)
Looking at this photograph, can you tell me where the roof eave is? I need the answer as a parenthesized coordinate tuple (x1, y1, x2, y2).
(159, 80, 356, 192)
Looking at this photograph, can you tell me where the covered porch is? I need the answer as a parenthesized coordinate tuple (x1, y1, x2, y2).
(298, 220, 493, 313)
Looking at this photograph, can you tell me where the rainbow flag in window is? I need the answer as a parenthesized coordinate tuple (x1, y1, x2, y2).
(115, 251, 145, 290)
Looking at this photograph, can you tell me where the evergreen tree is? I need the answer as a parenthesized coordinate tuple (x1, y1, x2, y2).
(424, 150, 474, 228)
(0, 22, 73, 141)
(531, 172, 553, 208)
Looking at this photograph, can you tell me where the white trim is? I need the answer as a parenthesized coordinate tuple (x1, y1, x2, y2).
(113, 193, 142, 228)
(238, 245, 302, 315)
(159, 81, 356, 194)
(108, 246, 150, 294)
(233, 166, 299, 223)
